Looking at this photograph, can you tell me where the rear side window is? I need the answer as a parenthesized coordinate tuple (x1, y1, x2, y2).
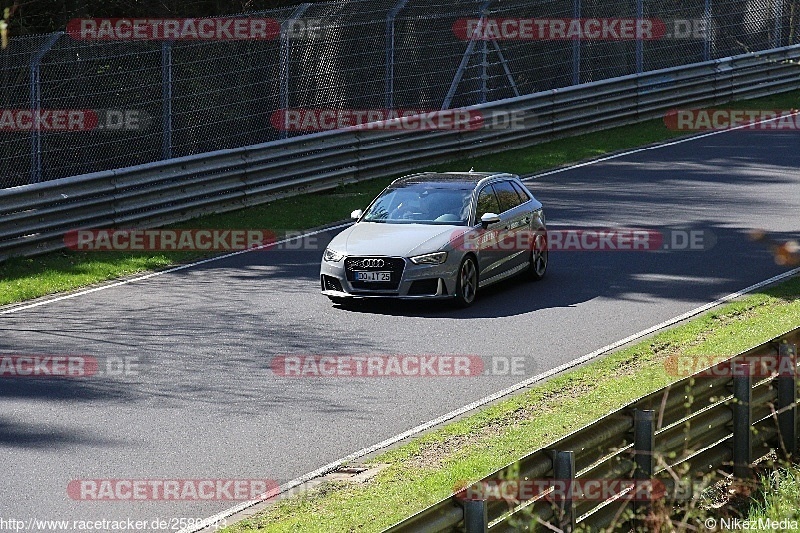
(475, 186, 500, 221)
(493, 181, 523, 213)
(511, 181, 531, 203)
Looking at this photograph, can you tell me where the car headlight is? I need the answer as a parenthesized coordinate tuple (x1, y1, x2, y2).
(323, 248, 344, 262)
(410, 251, 448, 265)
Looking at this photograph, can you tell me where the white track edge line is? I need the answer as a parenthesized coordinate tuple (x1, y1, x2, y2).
(181, 266, 800, 533)
(0, 223, 353, 316)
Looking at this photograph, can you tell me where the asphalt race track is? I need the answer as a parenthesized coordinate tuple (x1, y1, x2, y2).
(1, 129, 799, 528)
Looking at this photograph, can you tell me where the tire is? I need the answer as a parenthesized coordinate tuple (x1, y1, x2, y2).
(453, 255, 479, 307)
(526, 231, 548, 281)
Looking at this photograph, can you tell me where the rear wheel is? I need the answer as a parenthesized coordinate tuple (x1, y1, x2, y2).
(453, 256, 478, 307)
(526, 231, 548, 281)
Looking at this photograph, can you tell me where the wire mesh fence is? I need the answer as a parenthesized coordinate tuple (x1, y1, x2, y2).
(0, 0, 797, 189)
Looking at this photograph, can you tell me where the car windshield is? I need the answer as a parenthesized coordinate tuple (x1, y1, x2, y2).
(361, 183, 473, 225)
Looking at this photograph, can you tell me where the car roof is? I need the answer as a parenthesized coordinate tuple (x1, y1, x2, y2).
(390, 171, 514, 188)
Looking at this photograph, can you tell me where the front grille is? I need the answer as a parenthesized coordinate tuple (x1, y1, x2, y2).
(408, 278, 440, 296)
(321, 275, 343, 292)
(345, 256, 405, 291)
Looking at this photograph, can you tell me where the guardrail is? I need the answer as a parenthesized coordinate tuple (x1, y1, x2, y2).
(2, 44, 800, 260)
(382, 327, 800, 532)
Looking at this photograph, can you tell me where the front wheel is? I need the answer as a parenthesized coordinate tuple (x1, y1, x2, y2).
(453, 256, 479, 307)
(526, 231, 548, 281)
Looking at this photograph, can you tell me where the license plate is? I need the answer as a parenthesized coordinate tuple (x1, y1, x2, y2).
(355, 271, 391, 282)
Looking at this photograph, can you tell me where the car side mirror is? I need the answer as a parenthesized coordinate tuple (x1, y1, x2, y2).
(480, 212, 500, 228)
(351, 209, 363, 220)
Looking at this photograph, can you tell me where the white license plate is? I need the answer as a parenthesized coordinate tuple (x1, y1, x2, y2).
(355, 271, 392, 282)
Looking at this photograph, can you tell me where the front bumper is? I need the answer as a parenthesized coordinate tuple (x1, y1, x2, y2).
(320, 255, 460, 300)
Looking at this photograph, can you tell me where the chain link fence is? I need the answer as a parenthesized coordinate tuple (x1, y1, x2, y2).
(0, 0, 797, 189)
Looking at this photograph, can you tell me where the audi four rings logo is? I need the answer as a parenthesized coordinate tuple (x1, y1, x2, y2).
(354, 258, 385, 268)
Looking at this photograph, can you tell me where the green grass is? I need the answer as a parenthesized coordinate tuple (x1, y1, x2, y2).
(222, 276, 800, 533)
(2, 90, 800, 307)
(736, 466, 800, 531)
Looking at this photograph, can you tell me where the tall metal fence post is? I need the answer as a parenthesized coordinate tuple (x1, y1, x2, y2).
(29, 32, 62, 184)
(635, 0, 643, 73)
(632, 410, 655, 529)
(161, 41, 173, 160)
(462, 498, 488, 533)
(776, 342, 798, 458)
(733, 361, 753, 479)
(480, 14, 488, 104)
(572, 0, 580, 85)
(280, 3, 312, 139)
(703, 0, 712, 61)
(552, 450, 576, 533)
(385, 0, 409, 110)
(479, 3, 491, 104)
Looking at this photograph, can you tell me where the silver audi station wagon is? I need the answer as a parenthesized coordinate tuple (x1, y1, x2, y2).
(320, 171, 548, 307)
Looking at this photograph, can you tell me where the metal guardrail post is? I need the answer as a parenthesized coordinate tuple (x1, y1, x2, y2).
(385, 0, 410, 109)
(462, 499, 488, 533)
(161, 41, 173, 160)
(632, 410, 654, 529)
(280, 3, 312, 139)
(733, 361, 753, 478)
(776, 342, 798, 458)
(552, 450, 576, 533)
(633, 409, 654, 477)
(29, 32, 62, 184)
